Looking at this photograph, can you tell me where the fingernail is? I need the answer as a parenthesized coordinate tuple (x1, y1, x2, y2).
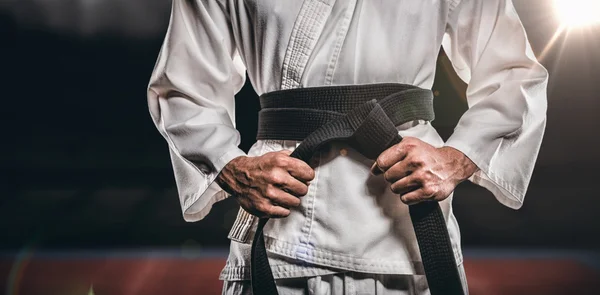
(371, 165, 382, 175)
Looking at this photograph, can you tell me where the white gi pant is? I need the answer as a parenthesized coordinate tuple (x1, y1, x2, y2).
(221, 264, 469, 295)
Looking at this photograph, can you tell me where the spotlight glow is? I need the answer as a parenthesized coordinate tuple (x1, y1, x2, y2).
(554, 0, 600, 28)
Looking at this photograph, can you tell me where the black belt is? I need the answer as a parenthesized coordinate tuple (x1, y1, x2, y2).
(250, 83, 464, 295)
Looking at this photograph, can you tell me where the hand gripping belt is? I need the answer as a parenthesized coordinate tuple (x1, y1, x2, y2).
(249, 83, 464, 295)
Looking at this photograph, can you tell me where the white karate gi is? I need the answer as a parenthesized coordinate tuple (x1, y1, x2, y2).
(147, 0, 548, 293)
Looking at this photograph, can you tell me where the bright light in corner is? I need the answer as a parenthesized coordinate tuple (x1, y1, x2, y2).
(554, 0, 600, 28)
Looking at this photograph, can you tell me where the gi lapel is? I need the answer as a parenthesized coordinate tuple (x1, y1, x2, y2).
(228, 0, 337, 244)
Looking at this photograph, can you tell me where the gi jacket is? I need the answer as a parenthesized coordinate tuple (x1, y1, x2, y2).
(147, 0, 548, 280)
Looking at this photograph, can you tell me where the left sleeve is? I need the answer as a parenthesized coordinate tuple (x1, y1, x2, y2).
(147, 0, 247, 221)
(441, 0, 548, 209)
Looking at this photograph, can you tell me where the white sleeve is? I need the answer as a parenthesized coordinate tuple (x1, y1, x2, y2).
(442, 0, 548, 209)
(147, 0, 247, 221)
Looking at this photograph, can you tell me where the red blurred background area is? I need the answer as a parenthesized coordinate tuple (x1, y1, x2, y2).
(2, 250, 600, 295)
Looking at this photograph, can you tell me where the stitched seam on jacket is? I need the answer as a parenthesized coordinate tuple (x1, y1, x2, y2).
(324, 0, 357, 85)
(280, 0, 335, 89)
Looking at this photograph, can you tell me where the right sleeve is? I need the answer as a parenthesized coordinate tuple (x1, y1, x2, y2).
(147, 0, 247, 222)
(441, 0, 548, 209)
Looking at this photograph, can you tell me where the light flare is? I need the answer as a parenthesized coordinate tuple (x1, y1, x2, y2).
(554, 0, 600, 28)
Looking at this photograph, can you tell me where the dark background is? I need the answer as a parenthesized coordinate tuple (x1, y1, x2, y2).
(0, 0, 599, 253)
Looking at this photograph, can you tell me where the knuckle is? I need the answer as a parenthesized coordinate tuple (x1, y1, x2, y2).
(274, 155, 289, 166)
(411, 155, 424, 165)
(269, 172, 284, 184)
(419, 171, 431, 182)
(376, 158, 388, 170)
(422, 185, 436, 196)
(265, 151, 279, 161)
(411, 171, 423, 183)
(409, 159, 423, 169)
(403, 140, 416, 149)
(264, 185, 276, 198)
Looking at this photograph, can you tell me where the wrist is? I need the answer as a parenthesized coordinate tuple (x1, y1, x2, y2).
(216, 155, 247, 195)
(439, 146, 478, 183)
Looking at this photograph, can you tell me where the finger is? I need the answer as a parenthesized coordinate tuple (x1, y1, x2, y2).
(265, 185, 302, 208)
(370, 161, 384, 175)
(237, 197, 290, 219)
(262, 203, 291, 218)
(372, 142, 410, 175)
(399, 187, 435, 205)
(390, 174, 421, 195)
(278, 177, 310, 197)
(286, 159, 316, 183)
(383, 160, 413, 184)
